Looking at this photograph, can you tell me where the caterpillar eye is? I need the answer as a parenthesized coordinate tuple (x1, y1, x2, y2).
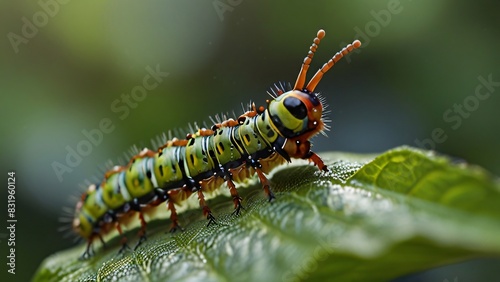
(284, 97, 307, 119)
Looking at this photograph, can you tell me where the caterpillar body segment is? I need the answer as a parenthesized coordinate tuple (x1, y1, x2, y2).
(72, 29, 361, 258)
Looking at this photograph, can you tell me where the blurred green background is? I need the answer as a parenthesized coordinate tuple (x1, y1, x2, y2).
(0, 0, 499, 281)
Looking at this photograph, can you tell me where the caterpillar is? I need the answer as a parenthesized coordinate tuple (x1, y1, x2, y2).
(71, 29, 361, 258)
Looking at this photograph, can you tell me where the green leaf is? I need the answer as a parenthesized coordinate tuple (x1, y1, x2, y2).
(34, 146, 500, 282)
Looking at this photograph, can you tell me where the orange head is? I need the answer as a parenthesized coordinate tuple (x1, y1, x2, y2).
(267, 29, 361, 141)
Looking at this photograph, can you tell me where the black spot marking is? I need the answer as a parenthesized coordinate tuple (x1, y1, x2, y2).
(216, 142, 225, 154)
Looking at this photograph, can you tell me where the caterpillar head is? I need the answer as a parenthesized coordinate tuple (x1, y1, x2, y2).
(268, 90, 324, 139)
(268, 29, 361, 141)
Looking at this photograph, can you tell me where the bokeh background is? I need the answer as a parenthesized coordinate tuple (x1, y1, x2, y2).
(1, 1, 499, 281)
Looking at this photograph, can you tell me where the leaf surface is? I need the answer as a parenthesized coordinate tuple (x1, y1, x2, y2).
(34, 147, 500, 282)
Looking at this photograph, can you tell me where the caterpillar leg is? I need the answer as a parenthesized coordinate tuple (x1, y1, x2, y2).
(197, 190, 217, 226)
(79, 233, 106, 260)
(306, 150, 328, 172)
(226, 178, 244, 215)
(134, 212, 148, 250)
(79, 237, 94, 260)
(166, 188, 190, 232)
(255, 167, 275, 202)
(286, 139, 328, 172)
(98, 233, 106, 249)
(166, 200, 183, 232)
(116, 223, 130, 254)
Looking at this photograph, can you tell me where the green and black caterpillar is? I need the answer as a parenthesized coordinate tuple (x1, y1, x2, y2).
(71, 29, 361, 258)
